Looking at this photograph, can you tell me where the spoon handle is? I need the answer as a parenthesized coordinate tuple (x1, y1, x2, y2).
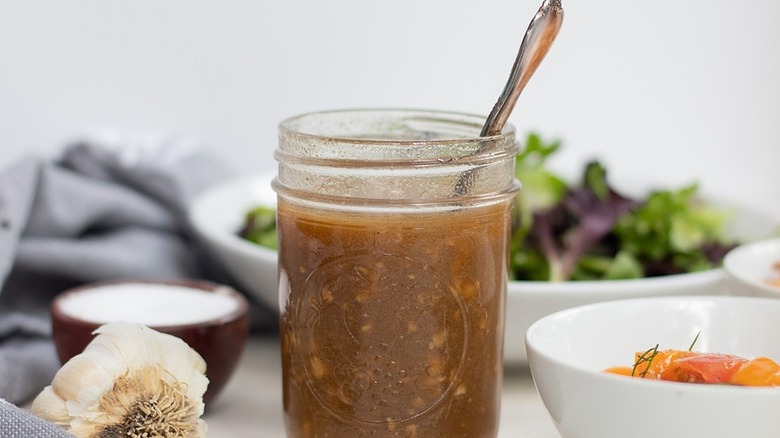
(481, 0, 564, 137)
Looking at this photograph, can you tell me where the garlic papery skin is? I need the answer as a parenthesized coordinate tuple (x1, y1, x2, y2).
(31, 322, 208, 438)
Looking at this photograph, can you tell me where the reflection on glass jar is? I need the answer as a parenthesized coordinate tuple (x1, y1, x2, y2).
(274, 109, 519, 438)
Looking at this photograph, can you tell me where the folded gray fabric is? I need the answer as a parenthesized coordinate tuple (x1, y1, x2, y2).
(0, 398, 73, 437)
(0, 134, 257, 433)
(0, 314, 60, 404)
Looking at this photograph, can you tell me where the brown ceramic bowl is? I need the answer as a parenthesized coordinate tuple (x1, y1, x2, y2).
(50, 279, 250, 405)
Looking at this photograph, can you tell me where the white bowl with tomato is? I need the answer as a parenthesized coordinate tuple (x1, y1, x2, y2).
(526, 295, 780, 438)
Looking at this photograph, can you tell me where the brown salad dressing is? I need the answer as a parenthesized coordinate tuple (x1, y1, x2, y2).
(278, 198, 511, 437)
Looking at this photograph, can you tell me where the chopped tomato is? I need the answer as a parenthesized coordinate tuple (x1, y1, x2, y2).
(603, 366, 634, 376)
(729, 357, 780, 387)
(606, 348, 780, 387)
(632, 349, 697, 380)
(673, 353, 747, 384)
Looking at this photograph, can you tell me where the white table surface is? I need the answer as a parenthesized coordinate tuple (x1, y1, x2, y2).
(204, 336, 560, 437)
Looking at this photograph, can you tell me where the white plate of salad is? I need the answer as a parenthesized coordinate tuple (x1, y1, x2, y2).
(188, 133, 779, 365)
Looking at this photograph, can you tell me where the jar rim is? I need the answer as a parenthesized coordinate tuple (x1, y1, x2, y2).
(278, 108, 514, 145)
(275, 108, 520, 205)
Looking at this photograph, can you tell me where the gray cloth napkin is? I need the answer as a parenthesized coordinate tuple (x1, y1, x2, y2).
(0, 134, 256, 434)
(0, 398, 73, 437)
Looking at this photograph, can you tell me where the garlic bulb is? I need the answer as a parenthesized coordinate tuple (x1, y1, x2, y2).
(32, 322, 208, 438)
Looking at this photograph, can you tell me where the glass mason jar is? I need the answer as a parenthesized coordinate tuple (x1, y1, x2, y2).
(274, 109, 519, 438)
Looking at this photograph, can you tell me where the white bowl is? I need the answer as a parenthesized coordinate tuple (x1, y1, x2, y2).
(504, 271, 725, 364)
(188, 173, 280, 312)
(504, 195, 776, 364)
(723, 237, 780, 298)
(188, 173, 777, 364)
(526, 295, 780, 438)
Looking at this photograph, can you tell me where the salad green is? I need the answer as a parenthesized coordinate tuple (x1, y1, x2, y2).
(237, 133, 736, 282)
(238, 205, 277, 250)
(509, 133, 734, 281)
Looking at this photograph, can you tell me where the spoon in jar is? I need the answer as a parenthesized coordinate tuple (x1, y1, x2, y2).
(453, 0, 563, 196)
(481, 0, 564, 136)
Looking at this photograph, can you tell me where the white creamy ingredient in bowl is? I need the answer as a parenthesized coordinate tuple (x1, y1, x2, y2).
(58, 283, 240, 326)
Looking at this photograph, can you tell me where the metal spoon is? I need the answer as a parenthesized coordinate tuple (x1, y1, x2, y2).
(452, 0, 563, 197)
(481, 0, 564, 136)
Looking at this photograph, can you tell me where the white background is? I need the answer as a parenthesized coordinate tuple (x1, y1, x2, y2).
(1, 0, 779, 218)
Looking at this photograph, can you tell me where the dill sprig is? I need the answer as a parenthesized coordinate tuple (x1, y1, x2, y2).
(630, 332, 702, 378)
(631, 344, 659, 378)
(688, 331, 701, 351)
